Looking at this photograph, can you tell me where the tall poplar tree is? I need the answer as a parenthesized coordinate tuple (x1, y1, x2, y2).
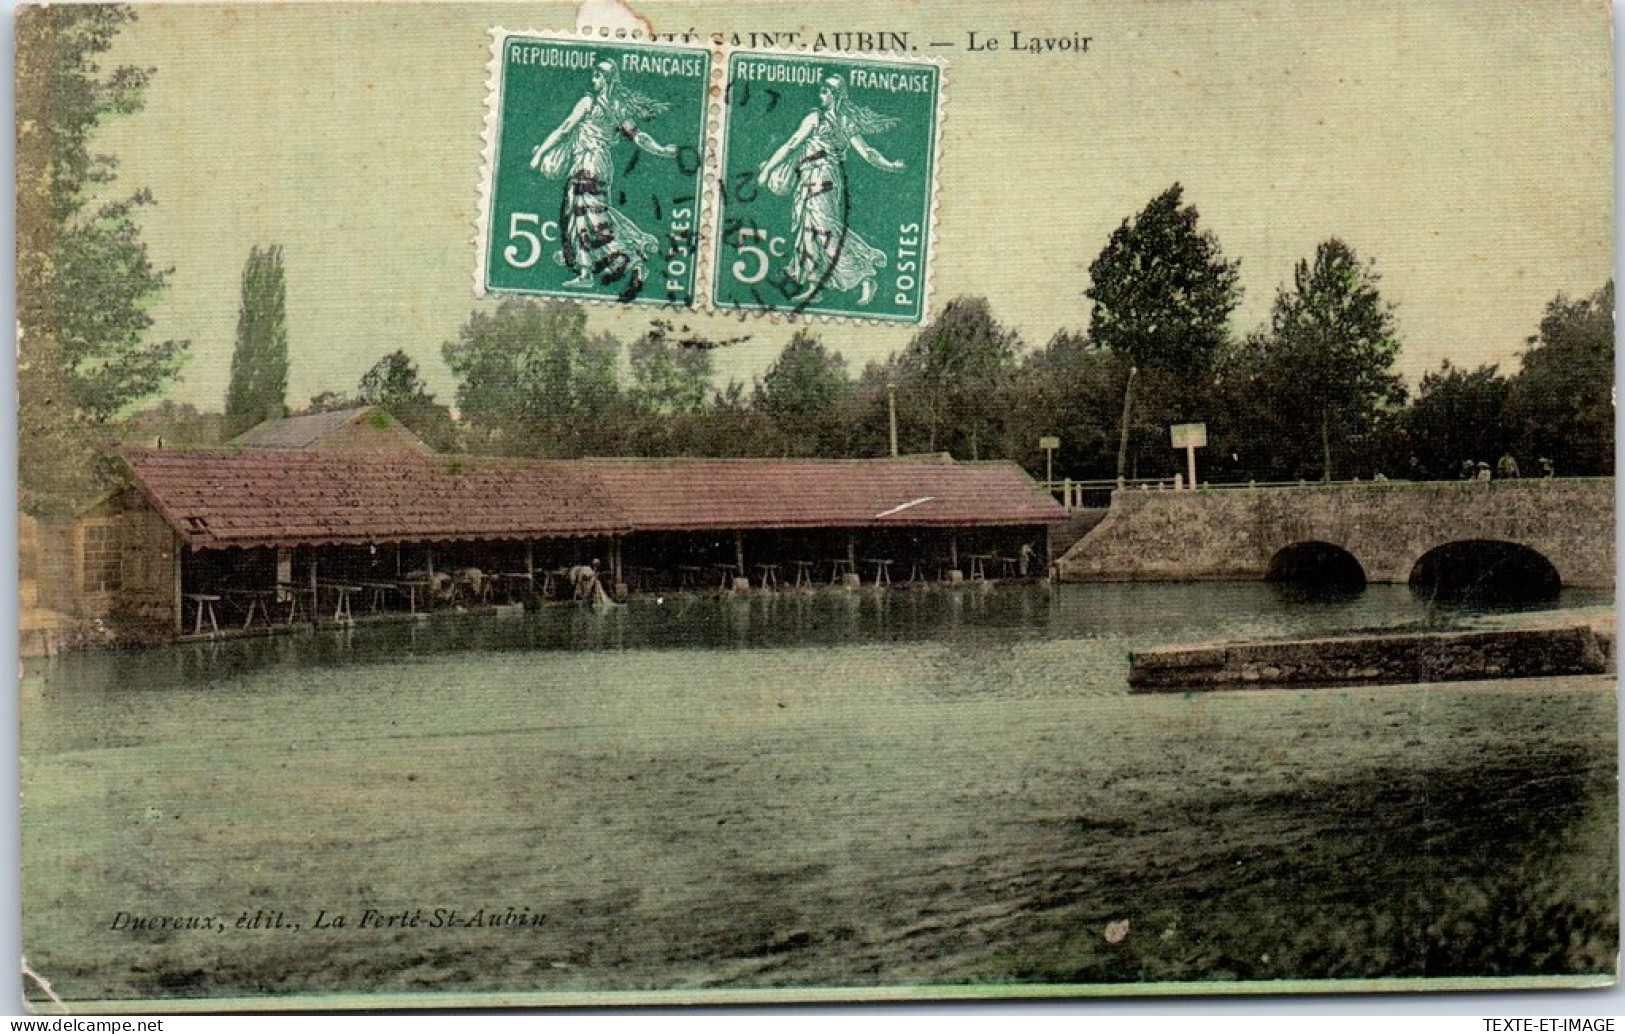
(224, 245, 290, 436)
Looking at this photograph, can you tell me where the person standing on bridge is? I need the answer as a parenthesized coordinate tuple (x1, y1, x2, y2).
(1498, 453, 1520, 479)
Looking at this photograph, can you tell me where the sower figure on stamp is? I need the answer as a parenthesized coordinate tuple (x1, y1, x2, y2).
(757, 75, 904, 306)
(531, 61, 677, 291)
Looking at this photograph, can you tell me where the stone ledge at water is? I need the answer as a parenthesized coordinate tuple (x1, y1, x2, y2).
(1128, 624, 1610, 693)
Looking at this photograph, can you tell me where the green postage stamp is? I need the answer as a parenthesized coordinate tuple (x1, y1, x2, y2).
(477, 32, 711, 306)
(479, 33, 943, 322)
(711, 51, 942, 323)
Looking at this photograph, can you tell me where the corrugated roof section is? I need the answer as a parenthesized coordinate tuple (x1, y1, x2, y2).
(121, 449, 629, 549)
(230, 407, 378, 449)
(579, 457, 1066, 531)
(121, 450, 1067, 549)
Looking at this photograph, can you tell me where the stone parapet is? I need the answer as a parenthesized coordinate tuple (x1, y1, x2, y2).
(1129, 624, 1610, 693)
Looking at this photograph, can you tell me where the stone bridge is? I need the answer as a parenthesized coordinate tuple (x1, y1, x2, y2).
(1057, 479, 1614, 590)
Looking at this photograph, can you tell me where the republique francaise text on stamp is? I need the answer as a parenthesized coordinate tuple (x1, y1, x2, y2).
(477, 31, 943, 323)
(476, 32, 712, 307)
(710, 49, 942, 323)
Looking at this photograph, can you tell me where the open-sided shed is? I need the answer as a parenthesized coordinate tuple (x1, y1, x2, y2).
(105, 447, 1066, 635)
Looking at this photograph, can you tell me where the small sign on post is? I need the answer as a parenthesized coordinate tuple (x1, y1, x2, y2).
(1038, 435, 1060, 489)
(1170, 423, 1206, 490)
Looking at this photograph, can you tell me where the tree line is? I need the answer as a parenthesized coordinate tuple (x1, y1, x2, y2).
(18, 8, 1614, 519)
(188, 244, 1625, 488)
(211, 182, 1614, 490)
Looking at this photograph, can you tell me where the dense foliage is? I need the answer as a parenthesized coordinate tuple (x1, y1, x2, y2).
(79, 156, 1611, 492)
(1504, 281, 1615, 477)
(17, 5, 186, 514)
(1240, 239, 1405, 481)
(1084, 184, 1244, 478)
(224, 245, 290, 437)
(1085, 183, 1244, 382)
(354, 350, 459, 452)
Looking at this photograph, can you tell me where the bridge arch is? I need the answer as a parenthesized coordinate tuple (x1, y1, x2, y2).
(1408, 539, 1561, 604)
(1265, 541, 1367, 589)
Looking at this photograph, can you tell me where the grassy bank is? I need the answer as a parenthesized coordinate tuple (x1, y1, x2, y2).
(21, 640, 1615, 1007)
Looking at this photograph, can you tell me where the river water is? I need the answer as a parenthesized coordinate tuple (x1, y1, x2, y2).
(26, 581, 1615, 706)
(20, 582, 1618, 1002)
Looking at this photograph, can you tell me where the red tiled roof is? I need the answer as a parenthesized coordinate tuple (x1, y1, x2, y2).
(120, 449, 627, 549)
(579, 456, 1066, 532)
(121, 450, 1066, 549)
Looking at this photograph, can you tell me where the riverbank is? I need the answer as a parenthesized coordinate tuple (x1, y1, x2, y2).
(19, 577, 121, 657)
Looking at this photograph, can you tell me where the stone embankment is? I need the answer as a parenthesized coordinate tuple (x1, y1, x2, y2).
(1129, 624, 1611, 693)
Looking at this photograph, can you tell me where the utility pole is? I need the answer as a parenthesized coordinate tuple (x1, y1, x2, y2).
(1115, 365, 1138, 487)
(887, 382, 899, 458)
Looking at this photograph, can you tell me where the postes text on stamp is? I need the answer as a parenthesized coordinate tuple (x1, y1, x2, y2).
(711, 50, 941, 324)
(478, 32, 711, 307)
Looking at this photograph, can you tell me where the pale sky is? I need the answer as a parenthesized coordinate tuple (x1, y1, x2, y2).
(93, 0, 1614, 413)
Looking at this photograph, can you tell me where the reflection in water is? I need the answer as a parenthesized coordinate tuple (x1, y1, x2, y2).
(1409, 540, 1565, 607)
(1267, 580, 1374, 611)
(28, 582, 1611, 700)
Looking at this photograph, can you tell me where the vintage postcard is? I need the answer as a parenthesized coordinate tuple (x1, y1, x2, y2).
(15, 0, 1616, 1014)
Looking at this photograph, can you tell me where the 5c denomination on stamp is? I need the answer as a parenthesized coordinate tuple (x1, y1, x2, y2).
(477, 31, 711, 306)
(711, 49, 942, 324)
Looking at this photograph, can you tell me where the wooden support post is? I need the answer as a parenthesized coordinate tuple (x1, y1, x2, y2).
(846, 532, 856, 568)
(525, 541, 534, 579)
(612, 535, 623, 586)
(735, 531, 746, 579)
(949, 532, 959, 568)
(172, 533, 183, 635)
(302, 551, 317, 622)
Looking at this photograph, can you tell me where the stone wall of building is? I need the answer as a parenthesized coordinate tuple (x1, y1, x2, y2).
(114, 498, 181, 631)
